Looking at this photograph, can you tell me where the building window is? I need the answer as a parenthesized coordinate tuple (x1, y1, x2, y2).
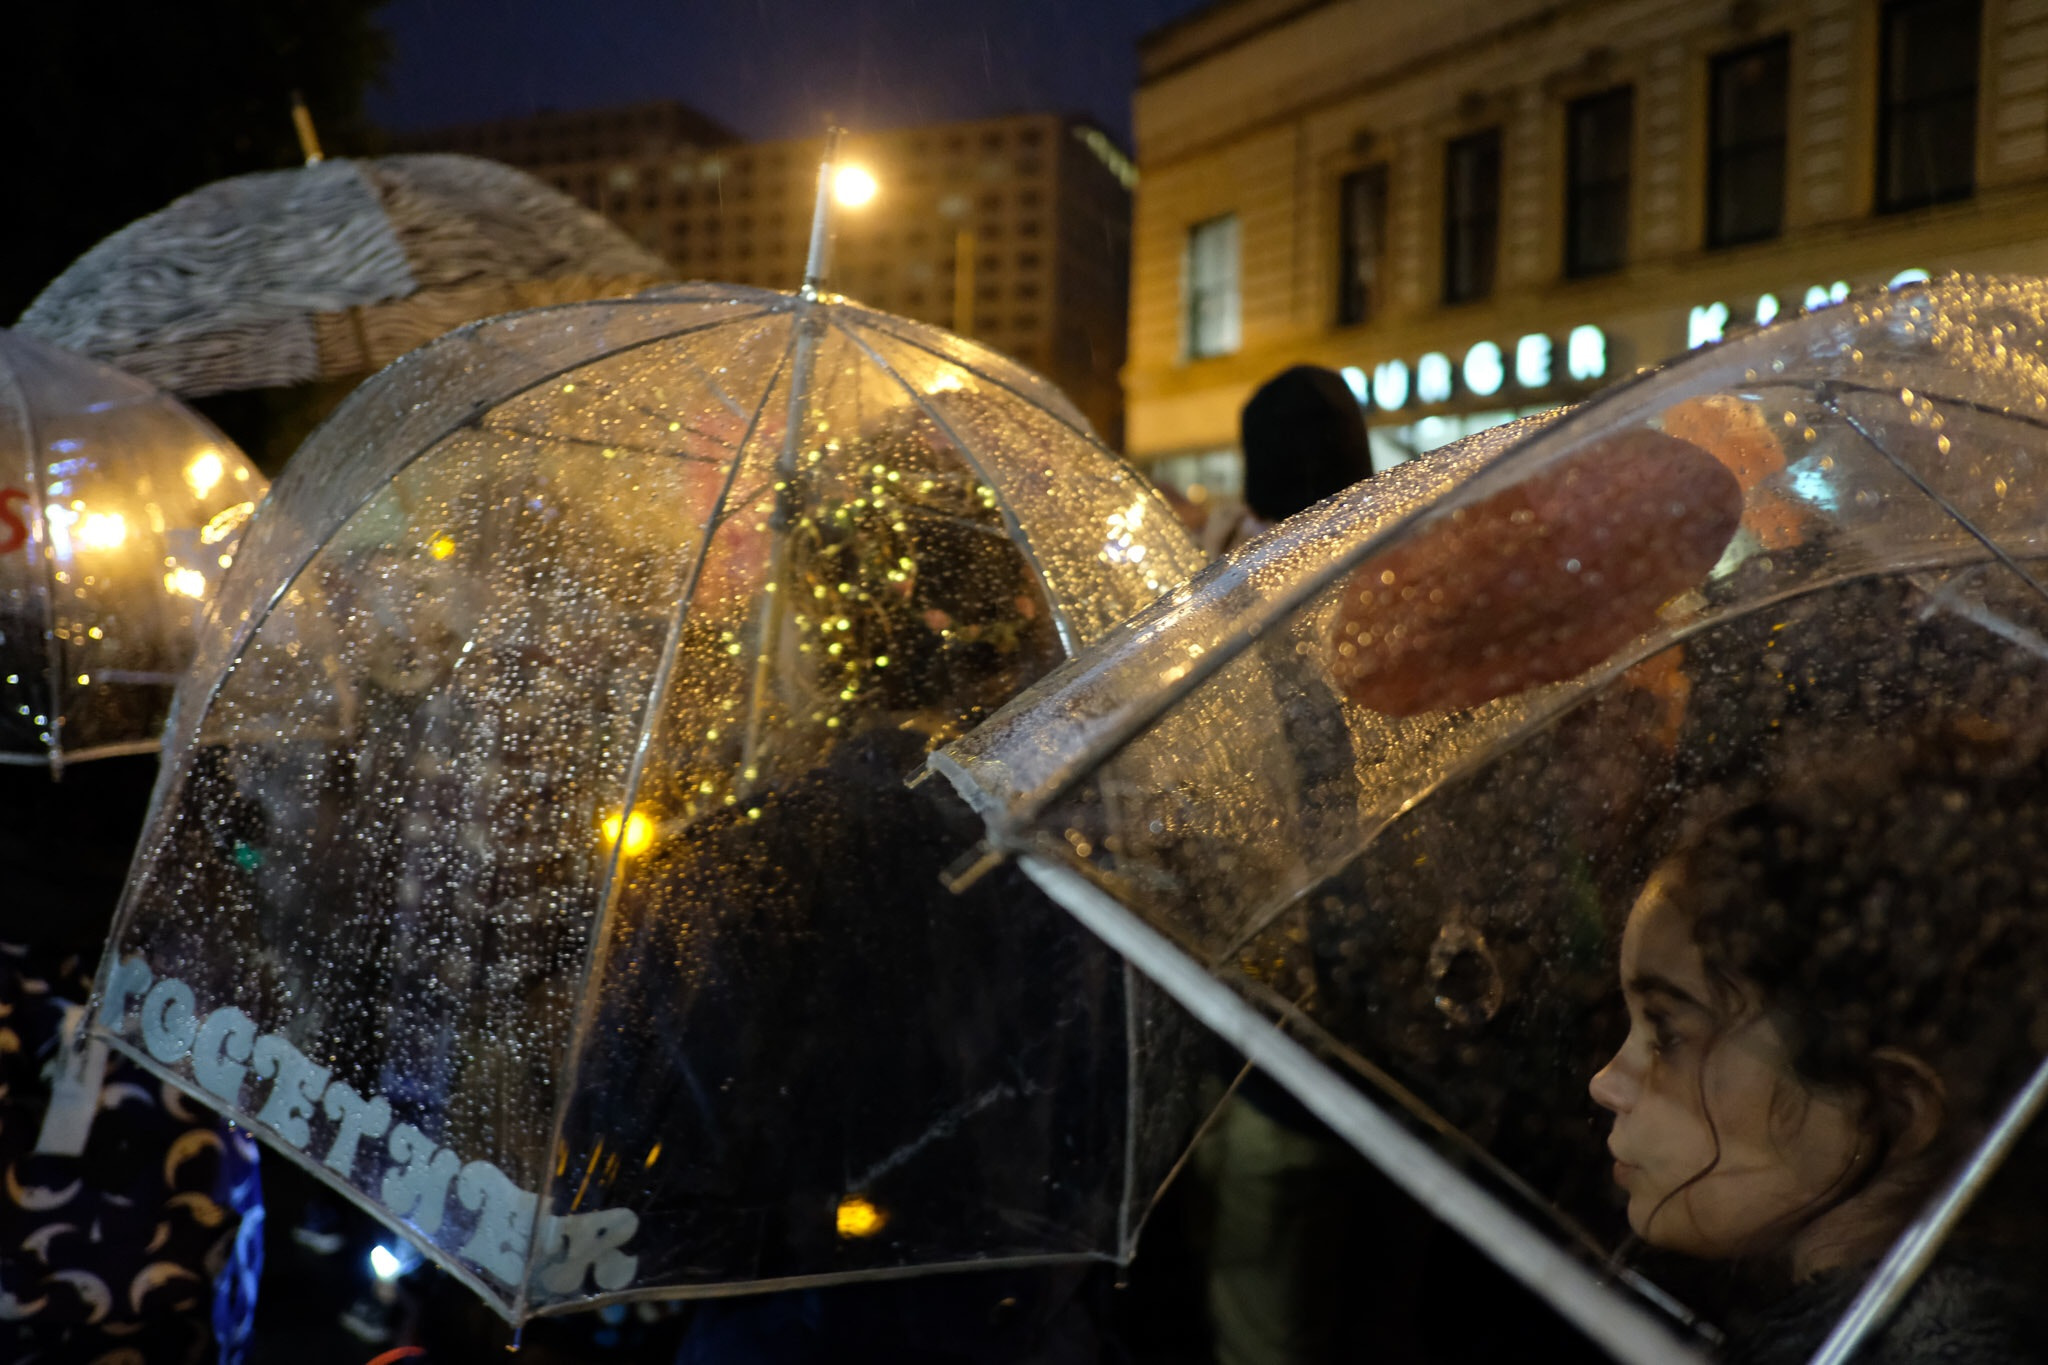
(1708, 39, 1790, 246)
(1336, 164, 1388, 326)
(1565, 88, 1632, 276)
(1185, 214, 1241, 359)
(1443, 129, 1501, 304)
(1878, 0, 1982, 211)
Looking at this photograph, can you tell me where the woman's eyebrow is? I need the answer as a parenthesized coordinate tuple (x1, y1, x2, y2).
(1625, 973, 1710, 1011)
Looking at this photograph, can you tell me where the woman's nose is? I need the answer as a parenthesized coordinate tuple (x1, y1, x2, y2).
(1589, 1050, 1637, 1114)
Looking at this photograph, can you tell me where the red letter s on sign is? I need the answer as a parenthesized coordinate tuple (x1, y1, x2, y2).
(0, 489, 28, 555)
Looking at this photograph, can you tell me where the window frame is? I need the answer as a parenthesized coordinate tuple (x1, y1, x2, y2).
(1706, 36, 1791, 248)
(1876, 0, 1983, 213)
(1184, 213, 1242, 361)
(1336, 163, 1390, 326)
(1564, 86, 1634, 278)
(1442, 129, 1502, 305)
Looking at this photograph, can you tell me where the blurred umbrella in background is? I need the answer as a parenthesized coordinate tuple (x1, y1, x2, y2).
(0, 328, 266, 772)
(87, 137, 1218, 1327)
(17, 151, 673, 472)
(930, 276, 2048, 1363)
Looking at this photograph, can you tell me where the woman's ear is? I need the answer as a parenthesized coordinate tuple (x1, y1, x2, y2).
(1869, 1047, 1947, 1161)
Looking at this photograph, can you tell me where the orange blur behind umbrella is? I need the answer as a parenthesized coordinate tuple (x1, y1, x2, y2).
(1331, 429, 1743, 715)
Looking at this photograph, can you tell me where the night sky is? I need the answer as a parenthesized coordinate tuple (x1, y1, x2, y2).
(367, 0, 1216, 147)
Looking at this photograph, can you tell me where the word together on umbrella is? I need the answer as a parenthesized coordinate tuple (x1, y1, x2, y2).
(96, 956, 639, 1301)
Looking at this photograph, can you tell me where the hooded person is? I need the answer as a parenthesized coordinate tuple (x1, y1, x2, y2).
(1193, 365, 1397, 1365)
(1204, 366, 1374, 556)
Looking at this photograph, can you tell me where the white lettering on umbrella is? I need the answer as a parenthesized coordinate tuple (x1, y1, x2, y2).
(139, 978, 199, 1064)
(321, 1081, 393, 1180)
(95, 960, 643, 1296)
(96, 957, 154, 1031)
(250, 1036, 333, 1149)
(191, 1008, 257, 1104)
(457, 1160, 539, 1285)
(536, 1207, 642, 1295)
(384, 1124, 463, 1236)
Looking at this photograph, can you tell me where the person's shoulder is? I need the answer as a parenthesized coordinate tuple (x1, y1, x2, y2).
(1728, 1262, 2046, 1365)
(1874, 1260, 2048, 1364)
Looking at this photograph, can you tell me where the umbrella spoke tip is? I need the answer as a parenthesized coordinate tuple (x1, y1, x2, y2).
(941, 841, 1006, 893)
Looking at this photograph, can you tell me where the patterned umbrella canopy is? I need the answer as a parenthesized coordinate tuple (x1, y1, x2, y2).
(931, 276, 2048, 1364)
(0, 328, 265, 770)
(17, 154, 672, 399)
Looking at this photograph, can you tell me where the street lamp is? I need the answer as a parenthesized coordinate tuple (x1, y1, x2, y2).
(832, 164, 878, 208)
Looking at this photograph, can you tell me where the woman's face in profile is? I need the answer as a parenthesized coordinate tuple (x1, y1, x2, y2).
(1589, 874, 1866, 1258)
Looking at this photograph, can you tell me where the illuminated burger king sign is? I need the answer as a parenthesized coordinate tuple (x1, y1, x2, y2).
(1339, 326, 1609, 413)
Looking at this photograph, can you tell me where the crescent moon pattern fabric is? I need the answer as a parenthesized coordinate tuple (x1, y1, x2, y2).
(0, 941, 259, 1364)
(17, 155, 673, 398)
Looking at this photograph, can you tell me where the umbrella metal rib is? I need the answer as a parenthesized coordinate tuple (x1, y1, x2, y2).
(834, 319, 1079, 656)
(517, 330, 801, 1320)
(1830, 394, 2048, 606)
(1018, 853, 1712, 1365)
(157, 304, 778, 787)
(1809, 1048, 2048, 1365)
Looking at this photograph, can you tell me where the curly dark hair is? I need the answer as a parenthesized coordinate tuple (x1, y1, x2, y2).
(1653, 733, 2048, 1248)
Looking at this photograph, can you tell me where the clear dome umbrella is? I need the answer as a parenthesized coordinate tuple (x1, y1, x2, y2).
(930, 276, 2048, 1364)
(87, 137, 1216, 1326)
(0, 328, 266, 770)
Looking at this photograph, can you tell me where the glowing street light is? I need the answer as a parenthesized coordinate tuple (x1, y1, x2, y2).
(832, 164, 878, 208)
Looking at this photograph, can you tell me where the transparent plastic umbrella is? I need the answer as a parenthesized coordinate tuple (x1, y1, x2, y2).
(930, 276, 2048, 1363)
(87, 146, 1215, 1325)
(0, 328, 265, 770)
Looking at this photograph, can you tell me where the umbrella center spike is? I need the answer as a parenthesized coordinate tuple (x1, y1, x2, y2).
(801, 125, 846, 299)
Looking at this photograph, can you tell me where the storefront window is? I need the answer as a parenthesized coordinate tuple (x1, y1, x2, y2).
(1565, 88, 1632, 277)
(1709, 38, 1789, 247)
(1878, 0, 1982, 212)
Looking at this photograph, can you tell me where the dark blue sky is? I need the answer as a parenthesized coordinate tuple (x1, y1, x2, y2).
(367, 0, 1215, 147)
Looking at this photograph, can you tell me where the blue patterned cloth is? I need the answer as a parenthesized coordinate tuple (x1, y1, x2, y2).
(0, 941, 262, 1365)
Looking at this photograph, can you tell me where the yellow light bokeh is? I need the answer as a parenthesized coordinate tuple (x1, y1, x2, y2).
(601, 809, 657, 856)
(200, 501, 256, 546)
(185, 450, 224, 500)
(164, 567, 208, 599)
(835, 1195, 887, 1238)
(429, 534, 457, 561)
(76, 511, 127, 551)
(832, 164, 879, 208)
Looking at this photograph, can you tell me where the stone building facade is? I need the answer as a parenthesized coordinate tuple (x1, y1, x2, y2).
(1128, 0, 2048, 502)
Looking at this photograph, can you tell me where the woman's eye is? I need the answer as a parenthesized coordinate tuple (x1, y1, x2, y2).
(1646, 1014, 1683, 1056)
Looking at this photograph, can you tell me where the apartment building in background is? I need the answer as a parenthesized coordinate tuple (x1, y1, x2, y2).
(394, 108, 1138, 444)
(1130, 0, 2048, 505)
(388, 100, 737, 168)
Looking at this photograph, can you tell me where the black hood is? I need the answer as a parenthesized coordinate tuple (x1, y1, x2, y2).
(1239, 365, 1372, 524)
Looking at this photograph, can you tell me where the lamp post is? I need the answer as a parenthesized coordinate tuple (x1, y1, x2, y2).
(937, 193, 975, 337)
